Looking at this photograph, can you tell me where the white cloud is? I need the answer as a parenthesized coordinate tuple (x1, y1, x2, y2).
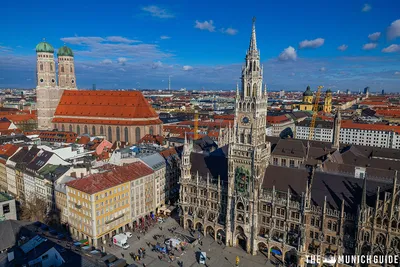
(141, 5, 174, 18)
(362, 3, 371, 12)
(182, 65, 193, 71)
(382, 44, 400, 53)
(61, 37, 105, 45)
(299, 38, 325, 49)
(119, 68, 126, 72)
(221, 28, 238, 35)
(152, 61, 163, 69)
(395, 71, 400, 75)
(387, 19, 400, 40)
(362, 43, 377, 50)
(61, 35, 172, 60)
(320, 67, 326, 72)
(160, 35, 171, 40)
(101, 59, 112, 64)
(195, 20, 215, 32)
(117, 57, 127, 65)
(278, 46, 297, 61)
(368, 32, 381, 41)
(107, 36, 140, 43)
(337, 44, 348, 51)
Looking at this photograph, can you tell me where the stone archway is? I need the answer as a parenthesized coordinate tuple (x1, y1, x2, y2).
(195, 222, 204, 233)
(270, 246, 283, 265)
(187, 219, 193, 230)
(258, 242, 268, 258)
(216, 229, 226, 243)
(284, 248, 298, 266)
(206, 225, 215, 239)
(236, 226, 247, 251)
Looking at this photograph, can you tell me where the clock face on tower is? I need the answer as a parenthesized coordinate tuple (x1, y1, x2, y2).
(241, 115, 251, 126)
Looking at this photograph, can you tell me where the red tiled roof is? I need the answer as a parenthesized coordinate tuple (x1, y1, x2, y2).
(4, 114, 37, 123)
(159, 147, 179, 158)
(77, 136, 90, 145)
(0, 144, 19, 158)
(39, 131, 78, 143)
(138, 134, 165, 145)
(267, 115, 290, 124)
(52, 118, 162, 126)
(66, 161, 154, 194)
(54, 90, 159, 119)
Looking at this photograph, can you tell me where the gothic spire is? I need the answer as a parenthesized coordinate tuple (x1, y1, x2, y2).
(248, 17, 258, 54)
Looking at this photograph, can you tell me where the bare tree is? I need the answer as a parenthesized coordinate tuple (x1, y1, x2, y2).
(19, 196, 48, 222)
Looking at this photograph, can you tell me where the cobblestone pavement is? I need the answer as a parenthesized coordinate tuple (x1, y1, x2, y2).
(103, 216, 276, 267)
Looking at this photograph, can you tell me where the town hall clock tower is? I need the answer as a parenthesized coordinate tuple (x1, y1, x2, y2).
(226, 17, 271, 254)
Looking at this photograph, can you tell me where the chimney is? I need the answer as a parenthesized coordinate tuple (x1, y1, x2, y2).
(80, 173, 84, 178)
(70, 172, 76, 178)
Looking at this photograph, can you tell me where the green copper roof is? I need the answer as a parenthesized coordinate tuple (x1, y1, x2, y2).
(57, 45, 74, 57)
(303, 85, 313, 96)
(36, 41, 54, 53)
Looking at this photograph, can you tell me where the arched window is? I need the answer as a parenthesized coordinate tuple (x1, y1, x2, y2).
(149, 126, 154, 135)
(108, 126, 112, 141)
(376, 217, 382, 226)
(253, 83, 257, 97)
(247, 84, 251, 97)
(376, 234, 385, 245)
(248, 134, 251, 144)
(116, 127, 120, 141)
(253, 61, 256, 71)
(84, 125, 88, 134)
(328, 221, 332, 230)
(92, 126, 96, 135)
(237, 202, 244, 210)
(50, 63, 53, 71)
(332, 222, 337, 232)
(240, 133, 244, 143)
(363, 231, 370, 242)
(61, 124, 65, 131)
(40, 64, 43, 71)
(61, 66, 64, 72)
(135, 127, 141, 143)
(100, 126, 104, 135)
(124, 127, 129, 142)
(77, 125, 80, 135)
(70, 66, 73, 72)
(69, 125, 72, 132)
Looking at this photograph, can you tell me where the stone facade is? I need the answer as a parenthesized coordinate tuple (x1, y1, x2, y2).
(178, 18, 400, 267)
(36, 42, 77, 130)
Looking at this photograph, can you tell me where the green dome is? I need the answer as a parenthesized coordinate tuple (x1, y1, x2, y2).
(303, 85, 313, 96)
(57, 45, 74, 57)
(36, 41, 54, 53)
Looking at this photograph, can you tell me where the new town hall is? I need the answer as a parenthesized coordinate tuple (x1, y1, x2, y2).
(179, 19, 400, 267)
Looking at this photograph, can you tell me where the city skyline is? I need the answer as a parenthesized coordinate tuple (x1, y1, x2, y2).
(1, 0, 400, 91)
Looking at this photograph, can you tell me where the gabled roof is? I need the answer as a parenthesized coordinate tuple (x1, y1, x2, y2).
(66, 161, 154, 194)
(53, 90, 161, 123)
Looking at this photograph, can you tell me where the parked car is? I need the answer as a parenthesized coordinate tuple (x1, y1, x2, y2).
(124, 232, 132, 238)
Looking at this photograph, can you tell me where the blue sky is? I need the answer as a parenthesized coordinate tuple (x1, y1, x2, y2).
(0, 0, 400, 91)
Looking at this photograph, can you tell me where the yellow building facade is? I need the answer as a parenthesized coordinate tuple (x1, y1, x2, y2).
(293, 86, 332, 113)
(66, 161, 155, 248)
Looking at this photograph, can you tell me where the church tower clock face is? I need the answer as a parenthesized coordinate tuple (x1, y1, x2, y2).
(240, 115, 251, 126)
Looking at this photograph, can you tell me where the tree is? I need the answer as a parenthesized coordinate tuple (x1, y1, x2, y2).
(19, 196, 48, 222)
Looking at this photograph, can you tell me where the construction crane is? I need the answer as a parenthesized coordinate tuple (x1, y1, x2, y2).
(194, 110, 199, 140)
(308, 85, 324, 140)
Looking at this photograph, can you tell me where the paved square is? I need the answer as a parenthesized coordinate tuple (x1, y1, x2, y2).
(103, 216, 276, 267)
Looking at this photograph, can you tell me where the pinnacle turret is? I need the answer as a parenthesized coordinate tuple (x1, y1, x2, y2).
(248, 17, 258, 54)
